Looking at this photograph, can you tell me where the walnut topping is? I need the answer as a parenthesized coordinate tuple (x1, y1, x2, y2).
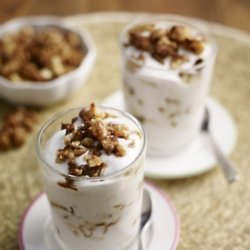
(126, 24, 205, 68)
(183, 39, 204, 55)
(0, 107, 39, 151)
(0, 26, 85, 83)
(108, 123, 129, 139)
(56, 103, 132, 177)
(168, 25, 191, 43)
(150, 29, 166, 43)
(92, 119, 108, 140)
(155, 36, 177, 58)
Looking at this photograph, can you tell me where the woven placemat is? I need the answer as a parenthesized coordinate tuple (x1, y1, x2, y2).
(0, 13, 250, 250)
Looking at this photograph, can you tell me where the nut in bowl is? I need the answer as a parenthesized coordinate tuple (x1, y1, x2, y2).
(0, 16, 96, 106)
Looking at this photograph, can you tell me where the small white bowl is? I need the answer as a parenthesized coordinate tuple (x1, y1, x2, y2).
(0, 16, 96, 106)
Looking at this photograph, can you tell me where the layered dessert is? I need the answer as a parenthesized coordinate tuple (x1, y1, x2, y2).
(37, 103, 145, 250)
(120, 17, 217, 156)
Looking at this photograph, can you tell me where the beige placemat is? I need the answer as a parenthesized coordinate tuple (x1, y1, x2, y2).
(0, 12, 250, 250)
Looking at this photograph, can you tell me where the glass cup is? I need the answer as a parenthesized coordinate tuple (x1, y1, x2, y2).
(120, 15, 217, 156)
(36, 107, 146, 250)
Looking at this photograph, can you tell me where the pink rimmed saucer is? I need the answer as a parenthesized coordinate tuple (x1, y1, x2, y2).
(18, 182, 180, 250)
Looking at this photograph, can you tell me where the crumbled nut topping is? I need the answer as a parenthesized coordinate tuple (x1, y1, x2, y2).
(0, 26, 85, 83)
(56, 103, 131, 177)
(126, 24, 205, 68)
(0, 107, 39, 151)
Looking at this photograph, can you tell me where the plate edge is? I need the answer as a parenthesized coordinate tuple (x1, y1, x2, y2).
(18, 192, 45, 250)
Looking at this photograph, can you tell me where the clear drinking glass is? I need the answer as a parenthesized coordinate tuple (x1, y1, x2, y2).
(120, 15, 217, 156)
(36, 107, 146, 250)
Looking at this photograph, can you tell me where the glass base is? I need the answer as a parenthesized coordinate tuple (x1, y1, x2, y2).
(43, 216, 152, 250)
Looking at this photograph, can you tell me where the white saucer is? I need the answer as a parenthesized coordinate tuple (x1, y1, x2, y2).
(18, 182, 180, 250)
(103, 91, 237, 179)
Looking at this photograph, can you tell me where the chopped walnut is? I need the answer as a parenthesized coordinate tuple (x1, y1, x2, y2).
(168, 26, 191, 43)
(130, 33, 152, 52)
(0, 132, 11, 150)
(56, 144, 87, 162)
(109, 124, 129, 139)
(0, 107, 39, 151)
(183, 39, 204, 55)
(39, 68, 53, 80)
(150, 29, 166, 43)
(11, 127, 26, 147)
(82, 137, 94, 147)
(19, 63, 43, 81)
(68, 161, 84, 176)
(101, 137, 117, 154)
(64, 134, 72, 145)
(155, 36, 177, 58)
(92, 119, 108, 140)
(61, 123, 75, 134)
(79, 103, 98, 121)
(51, 56, 65, 76)
(126, 23, 205, 69)
(56, 103, 133, 177)
(86, 154, 103, 167)
(0, 26, 85, 82)
(114, 144, 126, 157)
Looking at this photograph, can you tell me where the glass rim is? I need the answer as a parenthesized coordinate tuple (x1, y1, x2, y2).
(120, 14, 217, 72)
(36, 106, 146, 182)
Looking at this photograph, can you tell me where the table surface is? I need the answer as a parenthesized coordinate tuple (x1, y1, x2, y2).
(0, 9, 250, 250)
(0, 0, 250, 33)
